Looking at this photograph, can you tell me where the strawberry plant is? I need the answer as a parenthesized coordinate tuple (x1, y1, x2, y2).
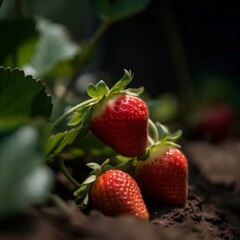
(0, 0, 190, 222)
(0, 67, 53, 219)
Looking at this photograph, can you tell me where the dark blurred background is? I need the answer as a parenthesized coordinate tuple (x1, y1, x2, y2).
(103, 0, 240, 95)
(2, 0, 239, 94)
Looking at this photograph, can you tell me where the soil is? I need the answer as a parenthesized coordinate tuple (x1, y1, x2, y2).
(0, 141, 240, 240)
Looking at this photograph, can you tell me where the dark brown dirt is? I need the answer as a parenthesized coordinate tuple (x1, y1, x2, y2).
(0, 141, 240, 240)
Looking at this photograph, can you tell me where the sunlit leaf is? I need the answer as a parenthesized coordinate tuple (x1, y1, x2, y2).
(87, 83, 98, 98)
(96, 80, 109, 96)
(109, 70, 133, 94)
(24, 18, 80, 77)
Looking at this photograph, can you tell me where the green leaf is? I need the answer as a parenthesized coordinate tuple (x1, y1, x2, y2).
(87, 83, 98, 98)
(0, 67, 52, 119)
(46, 126, 89, 161)
(123, 87, 144, 96)
(68, 105, 92, 127)
(86, 162, 101, 171)
(155, 122, 182, 147)
(90, 0, 152, 22)
(83, 193, 89, 205)
(81, 175, 97, 185)
(0, 116, 29, 131)
(74, 184, 88, 197)
(114, 155, 133, 162)
(109, 70, 133, 94)
(166, 130, 183, 141)
(24, 18, 80, 77)
(87, 80, 109, 99)
(68, 111, 84, 127)
(96, 80, 109, 96)
(155, 122, 169, 140)
(0, 19, 38, 66)
(0, 125, 53, 219)
(0, 0, 3, 8)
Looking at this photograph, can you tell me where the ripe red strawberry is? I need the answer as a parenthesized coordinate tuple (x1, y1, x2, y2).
(89, 169, 149, 221)
(90, 94, 148, 157)
(135, 145, 188, 205)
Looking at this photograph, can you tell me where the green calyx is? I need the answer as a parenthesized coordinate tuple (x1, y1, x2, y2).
(87, 69, 144, 100)
(132, 121, 182, 162)
(74, 159, 111, 206)
(68, 69, 144, 128)
(51, 69, 144, 130)
(147, 119, 182, 149)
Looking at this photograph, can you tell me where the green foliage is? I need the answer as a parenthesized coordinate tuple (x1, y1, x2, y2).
(149, 122, 182, 149)
(0, 0, 158, 218)
(109, 70, 133, 94)
(24, 18, 80, 77)
(0, 66, 53, 218)
(47, 70, 142, 160)
(67, 105, 93, 127)
(0, 67, 52, 120)
(87, 80, 109, 99)
(46, 126, 89, 161)
(0, 125, 53, 219)
(90, 0, 152, 22)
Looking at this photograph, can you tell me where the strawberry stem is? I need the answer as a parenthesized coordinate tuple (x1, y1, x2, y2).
(51, 98, 97, 131)
(148, 135, 155, 146)
(148, 118, 159, 143)
(58, 157, 81, 188)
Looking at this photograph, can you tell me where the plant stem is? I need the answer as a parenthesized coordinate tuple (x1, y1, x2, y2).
(148, 119, 159, 143)
(58, 157, 81, 188)
(51, 98, 97, 130)
(148, 135, 155, 146)
(61, 19, 112, 101)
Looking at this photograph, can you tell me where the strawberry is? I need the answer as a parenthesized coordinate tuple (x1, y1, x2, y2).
(89, 169, 149, 220)
(74, 160, 149, 221)
(90, 93, 148, 157)
(66, 70, 148, 158)
(135, 144, 188, 205)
